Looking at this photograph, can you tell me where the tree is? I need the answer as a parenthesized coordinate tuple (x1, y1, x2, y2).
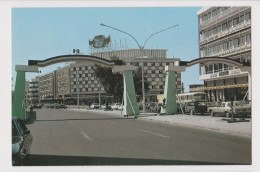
(93, 57, 149, 102)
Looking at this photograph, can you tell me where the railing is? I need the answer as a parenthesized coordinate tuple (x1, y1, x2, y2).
(199, 20, 251, 45)
(199, 7, 250, 31)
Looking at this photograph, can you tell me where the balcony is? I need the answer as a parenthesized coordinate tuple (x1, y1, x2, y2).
(199, 7, 250, 31)
(199, 20, 251, 46)
(199, 68, 248, 81)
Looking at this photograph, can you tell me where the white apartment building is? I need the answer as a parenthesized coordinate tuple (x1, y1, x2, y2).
(197, 6, 251, 101)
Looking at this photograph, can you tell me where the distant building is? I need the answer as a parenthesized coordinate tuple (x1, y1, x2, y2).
(197, 7, 251, 101)
(37, 49, 182, 104)
(26, 77, 39, 105)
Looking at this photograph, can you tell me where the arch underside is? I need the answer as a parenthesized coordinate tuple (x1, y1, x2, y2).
(28, 55, 115, 67)
(181, 57, 250, 68)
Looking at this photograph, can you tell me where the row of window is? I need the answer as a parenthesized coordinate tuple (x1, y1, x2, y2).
(202, 7, 231, 22)
(129, 62, 174, 67)
(71, 87, 104, 92)
(203, 12, 251, 38)
(202, 58, 250, 74)
(203, 34, 251, 56)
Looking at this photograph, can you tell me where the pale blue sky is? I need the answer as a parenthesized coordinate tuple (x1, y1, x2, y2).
(12, 7, 202, 92)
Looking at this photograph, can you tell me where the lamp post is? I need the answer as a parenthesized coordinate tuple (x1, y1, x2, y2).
(100, 23, 179, 113)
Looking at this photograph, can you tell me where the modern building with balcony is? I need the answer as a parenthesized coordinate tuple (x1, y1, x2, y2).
(197, 6, 251, 102)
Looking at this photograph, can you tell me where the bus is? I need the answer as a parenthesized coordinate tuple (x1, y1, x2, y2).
(176, 92, 208, 115)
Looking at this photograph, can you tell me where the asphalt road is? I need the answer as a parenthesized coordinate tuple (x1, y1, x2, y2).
(24, 108, 251, 165)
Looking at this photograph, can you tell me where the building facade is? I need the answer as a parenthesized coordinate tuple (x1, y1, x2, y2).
(26, 77, 39, 105)
(38, 71, 56, 103)
(197, 6, 251, 102)
(91, 49, 167, 60)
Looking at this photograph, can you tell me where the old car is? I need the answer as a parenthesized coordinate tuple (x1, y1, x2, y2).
(54, 104, 67, 109)
(208, 101, 251, 117)
(12, 118, 33, 165)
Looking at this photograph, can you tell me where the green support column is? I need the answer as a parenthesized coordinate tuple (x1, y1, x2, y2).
(161, 70, 177, 114)
(123, 70, 139, 116)
(12, 65, 38, 120)
(12, 71, 26, 120)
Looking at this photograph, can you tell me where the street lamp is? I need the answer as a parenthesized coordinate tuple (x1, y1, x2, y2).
(100, 23, 179, 113)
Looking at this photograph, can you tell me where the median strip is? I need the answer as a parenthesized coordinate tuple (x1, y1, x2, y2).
(140, 130, 170, 138)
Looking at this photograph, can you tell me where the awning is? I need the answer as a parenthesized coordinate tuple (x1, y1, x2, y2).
(199, 83, 248, 90)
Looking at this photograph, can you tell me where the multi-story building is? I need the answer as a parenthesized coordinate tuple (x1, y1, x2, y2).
(91, 49, 167, 60)
(197, 6, 251, 102)
(189, 84, 204, 93)
(37, 49, 182, 104)
(38, 71, 56, 103)
(26, 77, 39, 105)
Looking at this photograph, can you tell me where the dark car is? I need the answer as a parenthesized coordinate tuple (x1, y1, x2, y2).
(54, 104, 67, 109)
(12, 118, 33, 165)
(45, 104, 55, 108)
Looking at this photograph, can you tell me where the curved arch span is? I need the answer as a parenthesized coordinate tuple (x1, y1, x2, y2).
(28, 54, 115, 67)
(180, 57, 250, 68)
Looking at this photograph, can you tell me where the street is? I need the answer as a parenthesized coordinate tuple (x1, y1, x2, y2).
(24, 108, 251, 165)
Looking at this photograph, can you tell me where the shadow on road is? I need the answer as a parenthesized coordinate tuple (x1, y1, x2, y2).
(23, 154, 244, 166)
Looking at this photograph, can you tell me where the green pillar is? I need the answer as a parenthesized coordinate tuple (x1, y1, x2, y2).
(161, 70, 177, 114)
(123, 70, 139, 116)
(12, 71, 26, 120)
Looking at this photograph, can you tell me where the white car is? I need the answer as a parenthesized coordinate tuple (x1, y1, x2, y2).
(90, 103, 99, 109)
(111, 103, 122, 110)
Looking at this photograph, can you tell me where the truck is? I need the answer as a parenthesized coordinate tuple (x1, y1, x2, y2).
(208, 101, 251, 118)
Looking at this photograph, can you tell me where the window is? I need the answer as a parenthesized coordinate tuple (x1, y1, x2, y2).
(223, 42, 228, 50)
(227, 20, 232, 28)
(240, 36, 245, 45)
(222, 23, 227, 30)
(208, 12, 211, 19)
(209, 65, 213, 73)
(212, 9, 217, 17)
(224, 64, 228, 70)
(233, 17, 239, 26)
(228, 40, 233, 49)
(245, 12, 251, 21)
(214, 64, 219, 73)
(240, 15, 245, 23)
(219, 63, 223, 71)
(246, 34, 251, 43)
(234, 38, 239, 48)
(217, 25, 222, 33)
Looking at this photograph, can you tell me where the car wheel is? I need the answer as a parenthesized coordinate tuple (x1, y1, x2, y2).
(225, 111, 229, 118)
(210, 110, 214, 117)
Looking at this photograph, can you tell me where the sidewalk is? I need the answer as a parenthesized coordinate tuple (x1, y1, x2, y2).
(67, 107, 251, 137)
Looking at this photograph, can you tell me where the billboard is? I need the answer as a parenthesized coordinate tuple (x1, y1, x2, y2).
(89, 35, 110, 48)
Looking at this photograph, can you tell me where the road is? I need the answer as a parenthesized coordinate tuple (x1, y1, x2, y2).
(24, 108, 251, 165)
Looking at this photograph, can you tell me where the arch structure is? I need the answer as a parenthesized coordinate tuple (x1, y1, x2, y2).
(28, 54, 115, 67)
(161, 57, 251, 114)
(179, 56, 250, 68)
(13, 54, 139, 120)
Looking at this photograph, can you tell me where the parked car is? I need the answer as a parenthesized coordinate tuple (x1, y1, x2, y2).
(45, 104, 55, 108)
(90, 103, 99, 109)
(54, 104, 67, 109)
(34, 104, 43, 109)
(101, 104, 112, 110)
(208, 101, 251, 117)
(12, 118, 33, 165)
(111, 103, 122, 110)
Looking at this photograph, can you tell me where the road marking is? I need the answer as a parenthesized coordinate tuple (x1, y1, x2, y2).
(140, 130, 170, 138)
(81, 131, 93, 142)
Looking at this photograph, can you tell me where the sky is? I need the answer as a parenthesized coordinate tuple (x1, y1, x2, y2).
(12, 7, 202, 92)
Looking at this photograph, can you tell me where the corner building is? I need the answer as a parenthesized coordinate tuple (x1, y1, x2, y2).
(197, 7, 251, 102)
